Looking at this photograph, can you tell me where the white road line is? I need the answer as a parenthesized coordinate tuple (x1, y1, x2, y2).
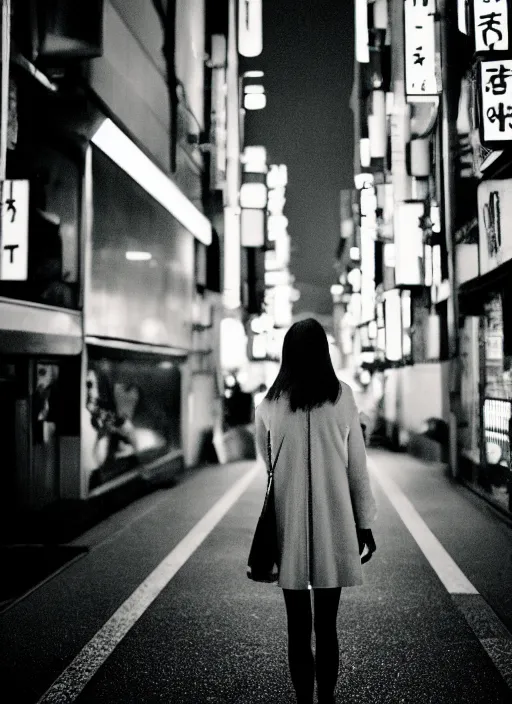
(37, 465, 259, 704)
(368, 459, 478, 595)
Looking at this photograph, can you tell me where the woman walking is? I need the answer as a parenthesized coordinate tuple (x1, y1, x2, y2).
(254, 318, 377, 704)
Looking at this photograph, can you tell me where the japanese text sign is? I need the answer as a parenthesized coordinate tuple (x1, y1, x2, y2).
(480, 59, 512, 143)
(1, 180, 29, 281)
(473, 0, 509, 53)
(404, 0, 441, 98)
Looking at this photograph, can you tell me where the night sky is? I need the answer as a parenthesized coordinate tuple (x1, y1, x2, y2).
(243, 0, 355, 316)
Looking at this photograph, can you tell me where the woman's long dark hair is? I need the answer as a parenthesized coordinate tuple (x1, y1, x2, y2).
(266, 318, 341, 412)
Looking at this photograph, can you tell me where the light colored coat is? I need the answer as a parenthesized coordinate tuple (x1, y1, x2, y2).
(254, 382, 377, 590)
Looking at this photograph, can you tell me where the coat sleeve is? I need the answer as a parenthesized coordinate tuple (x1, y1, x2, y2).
(254, 401, 270, 474)
(345, 387, 377, 529)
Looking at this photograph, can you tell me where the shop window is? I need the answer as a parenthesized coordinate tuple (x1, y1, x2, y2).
(1, 145, 80, 309)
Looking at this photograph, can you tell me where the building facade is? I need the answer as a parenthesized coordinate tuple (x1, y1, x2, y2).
(0, 0, 246, 529)
(338, 0, 512, 517)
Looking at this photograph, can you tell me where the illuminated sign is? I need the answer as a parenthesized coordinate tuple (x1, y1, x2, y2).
(92, 119, 212, 245)
(267, 164, 288, 189)
(210, 35, 227, 189)
(244, 91, 266, 110)
(393, 201, 424, 286)
(240, 182, 267, 209)
(267, 214, 288, 241)
(473, 0, 509, 52)
(242, 146, 267, 173)
(360, 225, 376, 323)
(404, 0, 440, 98)
(479, 59, 512, 145)
(355, 0, 370, 62)
(1, 180, 29, 281)
(267, 186, 286, 215)
(238, 0, 263, 58)
(458, 0, 468, 35)
(384, 289, 402, 361)
(368, 91, 387, 159)
(241, 208, 265, 247)
(477, 177, 512, 273)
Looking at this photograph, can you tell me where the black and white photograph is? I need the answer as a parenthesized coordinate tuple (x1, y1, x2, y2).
(0, 1, 512, 702)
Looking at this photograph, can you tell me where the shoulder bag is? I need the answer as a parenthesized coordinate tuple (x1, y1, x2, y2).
(247, 430, 284, 583)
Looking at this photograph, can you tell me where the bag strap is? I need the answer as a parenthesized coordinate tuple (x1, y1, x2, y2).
(267, 430, 284, 479)
(307, 408, 313, 582)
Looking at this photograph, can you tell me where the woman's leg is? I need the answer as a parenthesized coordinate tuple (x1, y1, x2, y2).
(282, 588, 314, 703)
(313, 587, 342, 703)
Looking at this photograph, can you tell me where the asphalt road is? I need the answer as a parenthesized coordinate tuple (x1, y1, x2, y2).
(0, 451, 511, 703)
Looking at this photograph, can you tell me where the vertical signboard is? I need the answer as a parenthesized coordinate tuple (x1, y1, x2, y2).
(479, 59, 512, 146)
(393, 201, 425, 286)
(477, 177, 512, 273)
(238, 0, 263, 57)
(404, 0, 441, 98)
(210, 35, 227, 189)
(1, 180, 29, 280)
(473, 0, 509, 53)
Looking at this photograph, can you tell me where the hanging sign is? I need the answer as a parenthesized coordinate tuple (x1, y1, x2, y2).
(404, 0, 441, 98)
(477, 177, 512, 273)
(238, 0, 263, 58)
(472, 0, 509, 53)
(1, 180, 29, 281)
(393, 201, 425, 286)
(479, 59, 512, 146)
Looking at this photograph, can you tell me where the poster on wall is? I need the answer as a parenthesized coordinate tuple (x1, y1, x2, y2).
(82, 354, 182, 492)
(477, 177, 512, 274)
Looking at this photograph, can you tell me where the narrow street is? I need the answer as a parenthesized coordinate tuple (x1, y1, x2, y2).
(1, 451, 511, 703)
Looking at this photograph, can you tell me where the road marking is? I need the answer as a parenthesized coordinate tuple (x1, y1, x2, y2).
(368, 459, 478, 594)
(369, 459, 512, 691)
(37, 465, 259, 704)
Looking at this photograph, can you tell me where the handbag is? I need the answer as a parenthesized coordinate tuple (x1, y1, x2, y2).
(247, 430, 284, 583)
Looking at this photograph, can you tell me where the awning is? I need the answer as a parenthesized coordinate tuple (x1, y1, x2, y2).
(459, 258, 512, 298)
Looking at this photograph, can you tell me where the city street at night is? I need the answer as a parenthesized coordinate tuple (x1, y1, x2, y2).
(1, 450, 511, 703)
(3, 0, 512, 701)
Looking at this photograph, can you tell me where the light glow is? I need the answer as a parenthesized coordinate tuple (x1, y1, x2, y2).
(244, 70, 264, 78)
(92, 119, 212, 245)
(355, 0, 370, 63)
(242, 146, 267, 174)
(244, 93, 267, 110)
(238, 0, 263, 58)
(240, 182, 267, 209)
(394, 202, 424, 286)
(125, 251, 152, 261)
(241, 208, 265, 247)
(244, 84, 264, 94)
(457, 0, 468, 35)
(360, 138, 371, 168)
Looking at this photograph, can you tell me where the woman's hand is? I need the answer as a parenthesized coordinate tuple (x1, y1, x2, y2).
(356, 527, 376, 564)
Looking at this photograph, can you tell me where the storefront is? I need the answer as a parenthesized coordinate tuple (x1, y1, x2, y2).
(80, 124, 209, 497)
(0, 55, 84, 523)
(458, 177, 512, 515)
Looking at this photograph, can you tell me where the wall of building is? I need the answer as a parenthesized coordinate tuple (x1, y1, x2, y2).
(88, 1, 171, 173)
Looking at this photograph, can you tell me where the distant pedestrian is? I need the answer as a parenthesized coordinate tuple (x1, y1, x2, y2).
(254, 318, 377, 704)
